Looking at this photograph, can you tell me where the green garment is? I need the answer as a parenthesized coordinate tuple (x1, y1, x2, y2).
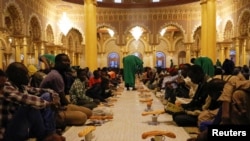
(194, 57, 215, 77)
(123, 55, 143, 87)
(42, 54, 55, 64)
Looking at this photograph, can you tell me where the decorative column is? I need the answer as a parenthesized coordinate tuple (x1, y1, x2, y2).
(120, 47, 125, 68)
(217, 42, 223, 62)
(84, 0, 97, 72)
(34, 43, 39, 65)
(242, 39, 247, 66)
(184, 42, 192, 63)
(5, 53, 11, 67)
(201, 0, 217, 63)
(40, 42, 45, 69)
(14, 38, 21, 62)
(149, 33, 159, 67)
(117, 33, 126, 68)
(69, 51, 74, 66)
(220, 46, 225, 63)
(234, 38, 240, 66)
(22, 37, 28, 66)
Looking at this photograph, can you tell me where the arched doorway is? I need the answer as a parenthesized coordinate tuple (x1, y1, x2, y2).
(108, 52, 119, 68)
(156, 51, 166, 68)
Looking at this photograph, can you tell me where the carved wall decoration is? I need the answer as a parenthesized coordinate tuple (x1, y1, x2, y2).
(29, 16, 41, 41)
(5, 4, 23, 35)
(239, 11, 250, 36)
(66, 28, 83, 52)
(224, 20, 233, 41)
(46, 24, 54, 44)
(192, 26, 201, 57)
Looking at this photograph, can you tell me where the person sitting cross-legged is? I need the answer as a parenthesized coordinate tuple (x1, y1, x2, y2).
(1, 62, 65, 141)
(40, 53, 92, 130)
(69, 68, 100, 110)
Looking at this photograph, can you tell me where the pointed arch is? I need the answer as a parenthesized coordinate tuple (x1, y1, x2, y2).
(29, 15, 42, 41)
(46, 24, 54, 44)
(4, 2, 24, 35)
(237, 9, 250, 37)
(156, 51, 166, 68)
(107, 52, 120, 68)
(223, 20, 234, 41)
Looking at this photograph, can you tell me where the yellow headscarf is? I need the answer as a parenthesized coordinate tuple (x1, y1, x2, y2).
(27, 65, 38, 76)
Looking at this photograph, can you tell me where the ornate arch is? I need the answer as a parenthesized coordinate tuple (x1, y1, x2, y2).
(65, 28, 83, 52)
(191, 24, 201, 41)
(223, 20, 234, 41)
(107, 52, 120, 68)
(46, 24, 54, 44)
(178, 51, 186, 65)
(29, 15, 42, 41)
(192, 26, 201, 56)
(97, 23, 117, 34)
(237, 9, 250, 37)
(159, 22, 186, 34)
(155, 51, 166, 68)
(67, 28, 83, 43)
(4, 2, 24, 35)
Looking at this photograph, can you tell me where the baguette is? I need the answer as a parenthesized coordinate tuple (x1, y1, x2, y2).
(78, 126, 96, 137)
(139, 98, 153, 102)
(89, 115, 113, 120)
(141, 109, 165, 116)
(141, 130, 176, 139)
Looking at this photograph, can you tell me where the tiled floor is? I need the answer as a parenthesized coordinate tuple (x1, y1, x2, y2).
(63, 84, 192, 141)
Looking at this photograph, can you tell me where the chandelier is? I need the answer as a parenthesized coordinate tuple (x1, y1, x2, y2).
(130, 26, 143, 40)
(58, 12, 72, 35)
(107, 29, 114, 37)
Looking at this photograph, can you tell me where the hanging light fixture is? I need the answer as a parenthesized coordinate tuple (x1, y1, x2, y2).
(107, 29, 114, 37)
(160, 28, 166, 36)
(130, 26, 143, 40)
(58, 12, 72, 35)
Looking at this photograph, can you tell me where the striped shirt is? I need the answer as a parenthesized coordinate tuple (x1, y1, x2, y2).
(0, 81, 57, 139)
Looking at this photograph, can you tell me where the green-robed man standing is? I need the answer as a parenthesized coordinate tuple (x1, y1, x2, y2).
(123, 55, 143, 90)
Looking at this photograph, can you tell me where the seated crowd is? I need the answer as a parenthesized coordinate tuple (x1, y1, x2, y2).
(141, 57, 250, 141)
(0, 53, 250, 141)
(0, 53, 122, 141)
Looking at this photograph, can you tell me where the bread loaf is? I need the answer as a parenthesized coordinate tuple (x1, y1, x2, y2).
(89, 115, 113, 120)
(78, 126, 96, 137)
(141, 130, 176, 139)
(141, 109, 165, 116)
(139, 98, 153, 102)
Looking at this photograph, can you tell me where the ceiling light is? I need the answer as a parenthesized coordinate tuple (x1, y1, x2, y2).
(107, 29, 114, 37)
(130, 26, 143, 40)
(58, 12, 72, 35)
(160, 28, 166, 36)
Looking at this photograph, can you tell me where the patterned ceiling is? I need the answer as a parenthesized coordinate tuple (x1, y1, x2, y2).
(62, 0, 200, 8)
